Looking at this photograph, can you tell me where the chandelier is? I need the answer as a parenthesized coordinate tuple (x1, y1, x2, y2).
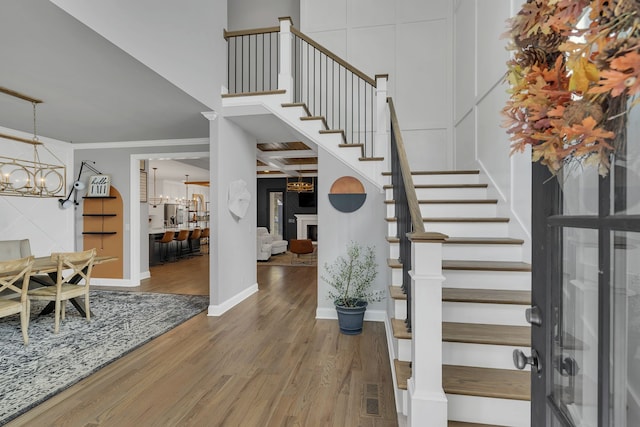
(148, 167, 168, 207)
(0, 87, 66, 198)
(286, 176, 314, 193)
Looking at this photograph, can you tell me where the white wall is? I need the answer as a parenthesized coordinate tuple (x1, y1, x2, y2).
(0, 127, 75, 256)
(316, 147, 388, 320)
(228, 0, 299, 30)
(209, 117, 258, 312)
(51, 0, 222, 109)
(300, 0, 453, 171)
(453, 0, 531, 256)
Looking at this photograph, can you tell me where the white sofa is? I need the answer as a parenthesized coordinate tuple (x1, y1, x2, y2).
(257, 227, 288, 256)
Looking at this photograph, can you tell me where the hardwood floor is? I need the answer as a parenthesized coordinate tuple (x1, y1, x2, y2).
(8, 256, 398, 426)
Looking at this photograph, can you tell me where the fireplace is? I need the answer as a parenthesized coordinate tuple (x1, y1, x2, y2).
(307, 224, 318, 242)
(295, 214, 317, 240)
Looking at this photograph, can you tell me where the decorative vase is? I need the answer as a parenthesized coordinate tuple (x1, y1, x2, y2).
(335, 300, 368, 335)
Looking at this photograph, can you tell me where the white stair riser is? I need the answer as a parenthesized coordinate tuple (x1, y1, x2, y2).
(388, 222, 397, 237)
(443, 342, 531, 370)
(391, 268, 402, 285)
(443, 243, 523, 262)
(411, 174, 480, 186)
(388, 241, 399, 259)
(443, 302, 530, 326)
(447, 394, 530, 427)
(398, 388, 409, 416)
(394, 299, 407, 319)
(421, 203, 497, 218)
(443, 270, 531, 290)
(423, 221, 509, 238)
(386, 203, 497, 218)
(397, 338, 411, 362)
(415, 187, 488, 200)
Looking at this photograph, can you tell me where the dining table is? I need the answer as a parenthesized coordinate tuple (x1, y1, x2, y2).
(30, 255, 117, 317)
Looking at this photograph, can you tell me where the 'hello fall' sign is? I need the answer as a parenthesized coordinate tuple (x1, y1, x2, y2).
(87, 175, 111, 197)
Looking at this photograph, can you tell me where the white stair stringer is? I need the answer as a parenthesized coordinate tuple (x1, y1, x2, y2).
(222, 94, 387, 189)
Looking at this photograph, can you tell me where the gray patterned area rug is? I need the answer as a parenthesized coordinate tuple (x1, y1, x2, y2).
(0, 290, 209, 425)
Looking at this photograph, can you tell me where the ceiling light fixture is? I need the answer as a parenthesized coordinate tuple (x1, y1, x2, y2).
(148, 167, 167, 208)
(286, 176, 314, 193)
(0, 88, 66, 198)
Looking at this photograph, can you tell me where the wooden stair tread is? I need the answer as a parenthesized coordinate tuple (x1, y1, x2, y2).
(392, 318, 411, 339)
(385, 217, 509, 223)
(448, 421, 507, 427)
(443, 322, 530, 347)
(389, 286, 406, 300)
(387, 258, 402, 269)
(383, 170, 479, 176)
(444, 237, 525, 245)
(443, 288, 531, 305)
(443, 365, 530, 401)
(394, 359, 411, 390)
(443, 260, 531, 272)
(386, 236, 400, 243)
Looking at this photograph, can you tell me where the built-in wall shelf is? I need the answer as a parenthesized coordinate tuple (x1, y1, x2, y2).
(82, 231, 117, 235)
(82, 187, 124, 279)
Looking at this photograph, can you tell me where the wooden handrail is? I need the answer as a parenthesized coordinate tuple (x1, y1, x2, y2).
(290, 27, 376, 87)
(223, 26, 280, 40)
(388, 97, 425, 233)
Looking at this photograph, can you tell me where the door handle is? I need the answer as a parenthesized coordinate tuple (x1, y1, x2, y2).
(555, 355, 579, 377)
(525, 306, 542, 326)
(513, 349, 542, 373)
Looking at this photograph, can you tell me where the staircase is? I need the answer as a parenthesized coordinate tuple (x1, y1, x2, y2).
(384, 170, 532, 427)
(220, 18, 533, 427)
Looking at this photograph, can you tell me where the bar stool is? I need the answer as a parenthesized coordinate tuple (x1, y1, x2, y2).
(174, 229, 190, 259)
(156, 231, 176, 263)
(201, 228, 210, 253)
(188, 228, 202, 256)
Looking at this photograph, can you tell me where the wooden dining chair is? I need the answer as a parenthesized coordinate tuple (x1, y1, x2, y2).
(29, 248, 96, 333)
(0, 256, 34, 345)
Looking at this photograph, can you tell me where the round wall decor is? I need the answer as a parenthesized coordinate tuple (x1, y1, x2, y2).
(328, 176, 366, 213)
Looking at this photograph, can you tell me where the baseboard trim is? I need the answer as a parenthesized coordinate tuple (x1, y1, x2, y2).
(140, 271, 151, 280)
(91, 278, 137, 287)
(208, 283, 258, 316)
(316, 307, 386, 322)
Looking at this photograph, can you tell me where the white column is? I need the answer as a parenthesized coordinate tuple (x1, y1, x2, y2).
(375, 74, 389, 163)
(408, 232, 448, 427)
(278, 17, 294, 102)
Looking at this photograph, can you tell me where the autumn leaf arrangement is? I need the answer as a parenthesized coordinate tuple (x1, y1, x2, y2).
(503, 0, 640, 176)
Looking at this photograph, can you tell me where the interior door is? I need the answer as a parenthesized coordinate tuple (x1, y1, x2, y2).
(528, 138, 640, 426)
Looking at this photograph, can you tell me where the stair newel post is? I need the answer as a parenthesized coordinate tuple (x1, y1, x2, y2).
(408, 231, 448, 427)
(375, 74, 389, 168)
(278, 17, 294, 102)
(371, 74, 391, 175)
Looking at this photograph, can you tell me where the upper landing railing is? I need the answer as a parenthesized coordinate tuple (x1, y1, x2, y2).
(224, 17, 386, 158)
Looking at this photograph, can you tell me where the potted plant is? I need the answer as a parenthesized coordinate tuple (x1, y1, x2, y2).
(322, 242, 384, 335)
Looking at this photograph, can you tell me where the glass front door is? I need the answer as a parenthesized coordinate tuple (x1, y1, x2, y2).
(531, 130, 640, 426)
